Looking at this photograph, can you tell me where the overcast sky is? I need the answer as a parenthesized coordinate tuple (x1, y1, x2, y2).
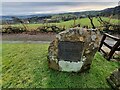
(1, 1, 119, 16)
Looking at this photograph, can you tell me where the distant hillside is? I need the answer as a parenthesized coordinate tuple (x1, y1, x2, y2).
(101, 5, 120, 15)
(69, 5, 120, 17)
(0, 14, 53, 20)
(1, 5, 120, 21)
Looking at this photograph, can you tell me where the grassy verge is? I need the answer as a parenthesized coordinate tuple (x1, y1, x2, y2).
(2, 43, 119, 88)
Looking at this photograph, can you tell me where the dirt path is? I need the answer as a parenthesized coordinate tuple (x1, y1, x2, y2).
(2, 33, 56, 41)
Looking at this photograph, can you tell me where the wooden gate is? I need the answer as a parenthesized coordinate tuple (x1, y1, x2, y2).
(98, 33, 120, 61)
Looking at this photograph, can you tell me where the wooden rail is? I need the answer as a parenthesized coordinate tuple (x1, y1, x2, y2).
(98, 33, 120, 61)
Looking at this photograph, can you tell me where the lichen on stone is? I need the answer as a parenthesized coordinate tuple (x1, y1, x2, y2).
(48, 27, 100, 72)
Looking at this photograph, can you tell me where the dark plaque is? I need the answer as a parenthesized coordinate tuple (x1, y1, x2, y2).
(58, 41, 84, 62)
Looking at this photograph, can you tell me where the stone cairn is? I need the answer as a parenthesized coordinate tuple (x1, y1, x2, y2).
(48, 27, 100, 72)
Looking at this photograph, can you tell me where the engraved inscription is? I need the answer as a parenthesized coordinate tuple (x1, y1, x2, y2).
(58, 41, 84, 61)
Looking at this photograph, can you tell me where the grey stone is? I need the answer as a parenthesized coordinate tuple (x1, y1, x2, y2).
(48, 27, 100, 72)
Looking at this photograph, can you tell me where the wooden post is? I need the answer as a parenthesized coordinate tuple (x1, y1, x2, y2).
(98, 34, 106, 51)
(73, 17, 76, 27)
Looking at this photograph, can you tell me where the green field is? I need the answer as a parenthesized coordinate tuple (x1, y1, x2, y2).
(8, 17, 119, 30)
(2, 43, 119, 88)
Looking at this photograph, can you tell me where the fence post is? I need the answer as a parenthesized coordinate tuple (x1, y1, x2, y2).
(98, 33, 106, 51)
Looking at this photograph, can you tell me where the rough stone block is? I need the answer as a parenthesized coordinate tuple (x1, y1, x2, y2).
(48, 27, 100, 72)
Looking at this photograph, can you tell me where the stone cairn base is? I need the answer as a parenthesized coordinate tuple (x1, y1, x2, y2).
(107, 68, 120, 90)
(48, 27, 100, 72)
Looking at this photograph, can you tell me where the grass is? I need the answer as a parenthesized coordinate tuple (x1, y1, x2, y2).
(2, 43, 119, 88)
(6, 17, 119, 30)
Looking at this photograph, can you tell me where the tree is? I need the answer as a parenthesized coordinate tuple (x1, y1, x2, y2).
(12, 17, 28, 31)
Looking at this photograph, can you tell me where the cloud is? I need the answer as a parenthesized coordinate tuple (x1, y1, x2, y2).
(2, 2, 118, 16)
(1, 0, 119, 2)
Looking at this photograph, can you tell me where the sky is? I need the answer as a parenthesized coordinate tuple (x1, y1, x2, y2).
(1, 0, 119, 16)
